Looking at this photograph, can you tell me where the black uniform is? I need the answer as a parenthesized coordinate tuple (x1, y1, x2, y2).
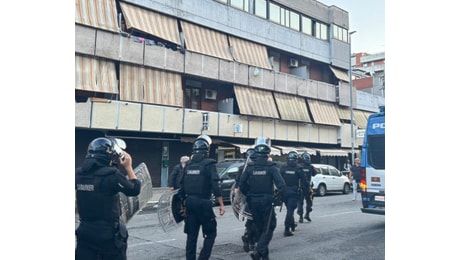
(75, 158, 141, 260)
(239, 157, 286, 260)
(297, 163, 316, 220)
(280, 163, 307, 235)
(179, 155, 222, 260)
(235, 160, 258, 252)
(168, 163, 186, 190)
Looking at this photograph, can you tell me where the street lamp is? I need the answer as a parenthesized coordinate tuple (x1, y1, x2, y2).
(348, 30, 356, 162)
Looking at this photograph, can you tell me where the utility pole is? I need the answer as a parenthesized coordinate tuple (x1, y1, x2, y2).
(348, 31, 356, 162)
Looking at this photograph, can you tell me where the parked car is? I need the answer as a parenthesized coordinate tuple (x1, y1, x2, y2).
(311, 164, 351, 197)
(216, 160, 245, 203)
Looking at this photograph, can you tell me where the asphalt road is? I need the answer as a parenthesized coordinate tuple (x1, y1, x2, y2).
(126, 191, 384, 260)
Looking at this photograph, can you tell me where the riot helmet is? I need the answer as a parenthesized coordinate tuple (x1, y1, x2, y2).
(287, 151, 299, 166)
(299, 152, 311, 165)
(86, 137, 126, 163)
(253, 136, 271, 155)
(192, 134, 212, 156)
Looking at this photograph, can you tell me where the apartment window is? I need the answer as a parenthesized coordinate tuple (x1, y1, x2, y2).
(185, 88, 201, 109)
(269, 3, 280, 24)
(231, 0, 249, 12)
(268, 3, 300, 31)
(314, 21, 328, 40)
(254, 0, 267, 18)
(301, 16, 312, 35)
(289, 12, 299, 31)
(332, 24, 348, 42)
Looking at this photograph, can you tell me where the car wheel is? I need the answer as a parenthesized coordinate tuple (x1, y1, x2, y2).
(317, 184, 326, 197)
(343, 183, 351, 194)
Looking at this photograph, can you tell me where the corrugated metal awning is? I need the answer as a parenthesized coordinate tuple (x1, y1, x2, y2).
(329, 66, 349, 82)
(313, 148, 348, 157)
(120, 2, 180, 45)
(228, 36, 271, 70)
(75, 0, 119, 33)
(234, 85, 279, 119)
(119, 64, 183, 107)
(228, 143, 281, 156)
(75, 55, 118, 94)
(307, 99, 341, 126)
(272, 145, 317, 156)
(273, 92, 312, 122)
(180, 21, 233, 61)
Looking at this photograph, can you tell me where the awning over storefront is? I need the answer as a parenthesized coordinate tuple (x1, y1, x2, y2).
(75, 55, 118, 94)
(75, 0, 119, 33)
(228, 143, 281, 156)
(119, 64, 183, 107)
(228, 36, 272, 70)
(306, 99, 341, 126)
(233, 85, 280, 119)
(120, 2, 180, 45)
(180, 21, 233, 61)
(329, 66, 349, 82)
(313, 148, 348, 157)
(272, 145, 317, 156)
(273, 93, 312, 122)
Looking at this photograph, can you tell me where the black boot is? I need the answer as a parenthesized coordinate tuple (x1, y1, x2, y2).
(299, 215, 303, 223)
(242, 235, 249, 252)
(305, 212, 311, 222)
(291, 223, 297, 231)
(250, 251, 262, 260)
(284, 228, 293, 236)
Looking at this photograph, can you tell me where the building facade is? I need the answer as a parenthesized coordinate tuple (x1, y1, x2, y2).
(75, 0, 385, 187)
(352, 52, 385, 98)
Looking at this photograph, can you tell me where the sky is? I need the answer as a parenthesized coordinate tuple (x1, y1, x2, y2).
(319, 0, 385, 54)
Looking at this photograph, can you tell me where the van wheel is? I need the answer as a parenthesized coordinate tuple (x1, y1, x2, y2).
(317, 184, 326, 197)
(343, 183, 351, 194)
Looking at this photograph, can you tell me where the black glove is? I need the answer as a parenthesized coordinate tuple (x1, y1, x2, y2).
(273, 190, 284, 206)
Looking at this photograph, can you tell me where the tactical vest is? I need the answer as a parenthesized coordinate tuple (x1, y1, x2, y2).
(183, 158, 215, 198)
(246, 162, 274, 195)
(282, 165, 299, 187)
(302, 166, 313, 183)
(76, 167, 120, 223)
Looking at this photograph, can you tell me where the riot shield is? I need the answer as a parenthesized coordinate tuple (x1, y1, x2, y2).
(157, 189, 185, 232)
(119, 162, 153, 224)
(230, 182, 252, 221)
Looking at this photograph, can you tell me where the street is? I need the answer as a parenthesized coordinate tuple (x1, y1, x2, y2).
(126, 192, 385, 260)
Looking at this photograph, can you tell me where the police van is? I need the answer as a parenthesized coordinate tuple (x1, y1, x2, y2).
(360, 106, 385, 215)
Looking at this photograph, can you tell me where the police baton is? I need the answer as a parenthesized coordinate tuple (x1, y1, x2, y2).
(264, 203, 274, 235)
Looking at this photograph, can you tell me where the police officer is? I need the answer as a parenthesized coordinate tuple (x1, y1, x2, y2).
(297, 152, 316, 222)
(280, 151, 307, 236)
(239, 137, 286, 260)
(75, 137, 141, 260)
(178, 135, 225, 260)
(234, 148, 258, 252)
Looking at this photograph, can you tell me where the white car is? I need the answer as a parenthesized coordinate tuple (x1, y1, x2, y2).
(311, 164, 351, 197)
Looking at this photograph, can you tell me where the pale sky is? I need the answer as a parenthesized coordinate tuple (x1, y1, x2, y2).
(319, 0, 385, 54)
